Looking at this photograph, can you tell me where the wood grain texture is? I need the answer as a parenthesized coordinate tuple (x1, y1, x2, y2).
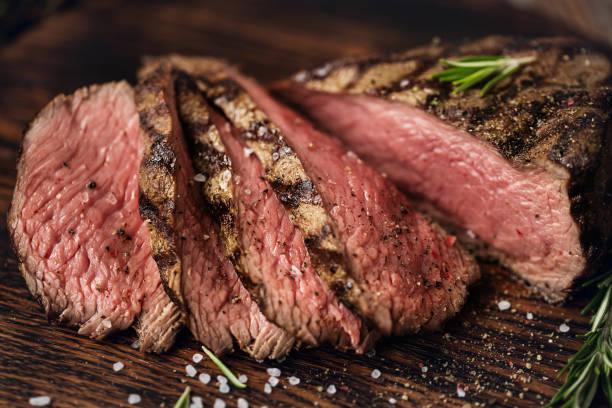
(0, 1, 608, 406)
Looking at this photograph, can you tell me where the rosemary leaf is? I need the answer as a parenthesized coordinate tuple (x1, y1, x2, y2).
(201, 345, 247, 389)
(172, 386, 190, 408)
(430, 55, 535, 96)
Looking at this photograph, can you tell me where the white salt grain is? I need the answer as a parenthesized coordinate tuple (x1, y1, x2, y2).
(389, 398, 397, 404)
(193, 173, 206, 182)
(186, 364, 197, 377)
(457, 388, 466, 398)
(371, 369, 381, 379)
(497, 300, 511, 311)
(288, 376, 300, 385)
(238, 374, 248, 384)
(29, 396, 51, 406)
(217, 375, 228, 384)
(264, 383, 272, 394)
(130, 340, 140, 349)
(421, 366, 428, 373)
(192, 353, 203, 363)
(128, 394, 141, 405)
(559, 323, 570, 333)
(268, 376, 280, 387)
(267, 367, 281, 377)
(102, 319, 112, 329)
(326, 385, 337, 395)
(199, 373, 211, 384)
(192, 396, 203, 408)
(237, 397, 249, 408)
(113, 362, 124, 372)
(243, 147, 254, 157)
(219, 383, 230, 394)
(213, 398, 226, 408)
(526, 312, 534, 320)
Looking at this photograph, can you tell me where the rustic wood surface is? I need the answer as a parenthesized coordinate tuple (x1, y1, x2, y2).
(0, 1, 608, 407)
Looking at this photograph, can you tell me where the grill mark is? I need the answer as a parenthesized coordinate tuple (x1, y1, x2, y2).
(197, 74, 371, 325)
(136, 65, 186, 312)
(174, 72, 264, 308)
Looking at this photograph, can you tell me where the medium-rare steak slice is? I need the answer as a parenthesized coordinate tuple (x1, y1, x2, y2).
(232, 73, 480, 335)
(8, 82, 182, 352)
(137, 62, 295, 358)
(276, 36, 612, 301)
(171, 67, 372, 351)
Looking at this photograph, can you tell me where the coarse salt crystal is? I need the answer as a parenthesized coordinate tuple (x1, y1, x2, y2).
(128, 394, 141, 404)
(238, 374, 248, 384)
(186, 364, 197, 377)
(192, 353, 203, 363)
(243, 147, 254, 157)
(264, 383, 272, 394)
(326, 385, 337, 394)
(291, 265, 302, 276)
(421, 366, 428, 373)
(288, 376, 300, 385)
(130, 340, 140, 349)
(192, 396, 203, 408)
(198, 373, 211, 384)
(237, 398, 249, 408)
(213, 398, 226, 408)
(219, 383, 230, 394)
(389, 398, 397, 404)
(559, 323, 570, 333)
(29, 396, 51, 406)
(113, 362, 124, 372)
(268, 376, 280, 387)
(371, 369, 381, 379)
(466, 230, 476, 239)
(497, 300, 511, 311)
(526, 312, 534, 320)
(193, 173, 206, 182)
(217, 375, 228, 384)
(457, 387, 466, 398)
(102, 319, 112, 329)
(267, 367, 281, 377)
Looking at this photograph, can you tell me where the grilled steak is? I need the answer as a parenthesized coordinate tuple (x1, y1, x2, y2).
(137, 62, 294, 358)
(165, 63, 372, 351)
(234, 73, 480, 335)
(8, 82, 182, 352)
(276, 36, 612, 301)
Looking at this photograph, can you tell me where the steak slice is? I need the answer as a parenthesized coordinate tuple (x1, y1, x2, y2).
(137, 62, 295, 358)
(276, 36, 612, 301)
(232, 73, 480, 335)
(169, 67, 372, 352)
(8, 82, 182, 352)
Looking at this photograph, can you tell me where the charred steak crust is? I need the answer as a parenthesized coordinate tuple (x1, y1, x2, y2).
(173, 72, 262, 305)
(157, 57, 370, 326)
(136, 64, 186, 310)
(287, 36, 612, 286)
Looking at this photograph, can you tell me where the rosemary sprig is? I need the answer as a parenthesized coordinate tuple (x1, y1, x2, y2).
(202, 345, 247, 389)
(430, 55, 535, 96)
(546, 269, 612, 407)
(172, 386, 191, 408)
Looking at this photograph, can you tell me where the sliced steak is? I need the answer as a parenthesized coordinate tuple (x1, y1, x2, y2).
(276, 36, 612, 301)
(138, 62, 294, 358)
(8, 82, 182, 352)
(232, 73, 480, 335)
(168, 66, 372, 352)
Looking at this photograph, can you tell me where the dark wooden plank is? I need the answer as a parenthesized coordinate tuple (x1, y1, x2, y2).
(0, 1, 606, 407)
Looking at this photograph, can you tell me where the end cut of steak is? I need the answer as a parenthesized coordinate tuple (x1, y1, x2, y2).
(137, 61, 295, 358)
(276, 36, 612, 301)
(8, 82, 183, 352)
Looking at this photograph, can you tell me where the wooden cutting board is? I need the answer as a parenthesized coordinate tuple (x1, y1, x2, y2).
(0, 1, 605, 406)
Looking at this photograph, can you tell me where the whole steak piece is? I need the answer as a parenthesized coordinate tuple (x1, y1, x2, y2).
(276, 36, 612, 302)
(8, 82, 183, 352)
(137, 62, 295, 359)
